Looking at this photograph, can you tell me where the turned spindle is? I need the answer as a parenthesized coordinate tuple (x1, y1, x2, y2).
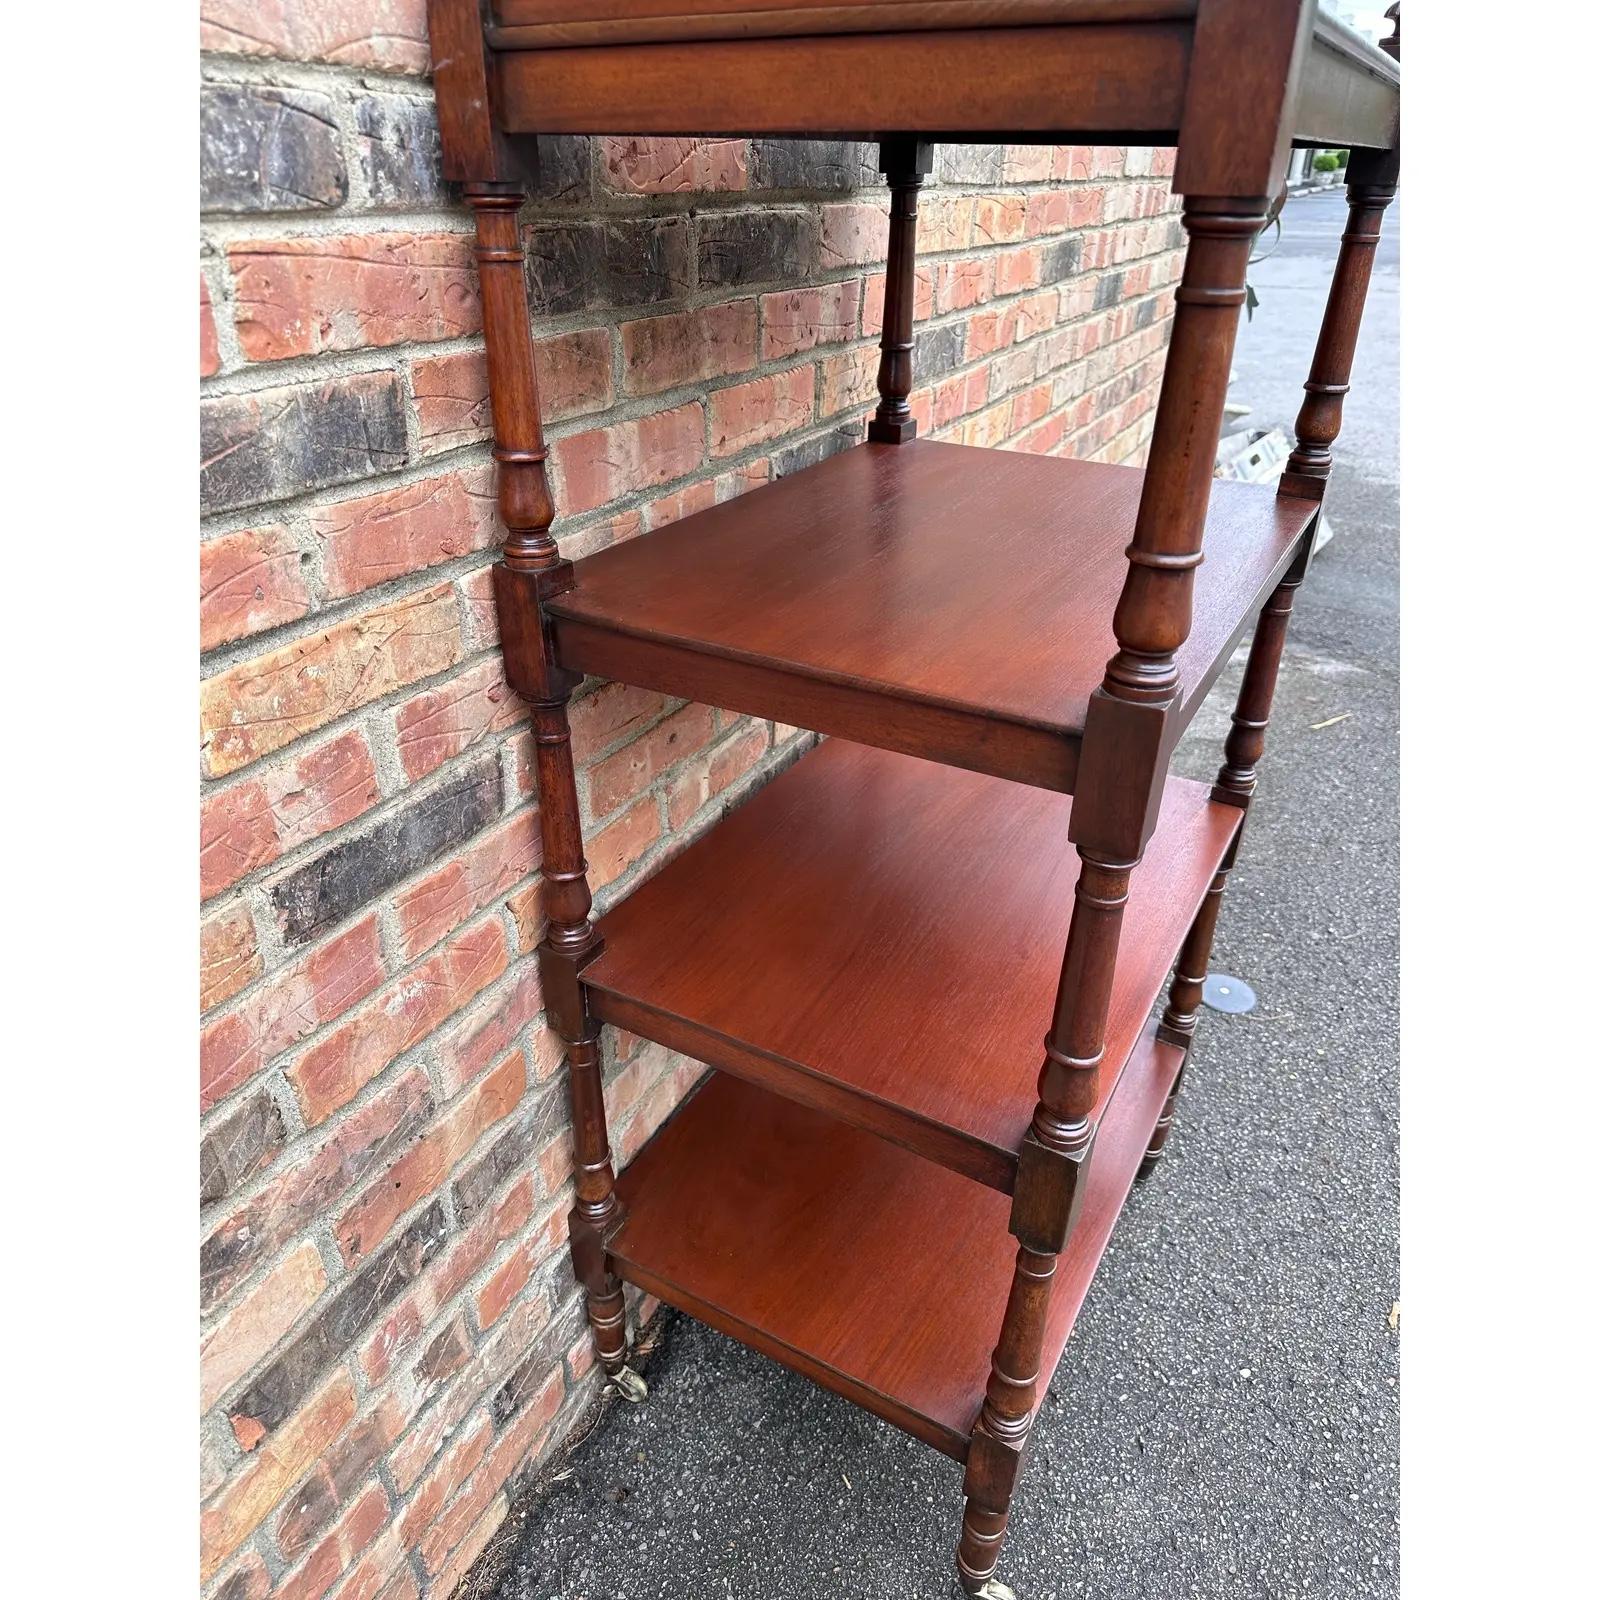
(467, 180, 628, 1378)
(867, 139, 933, 445)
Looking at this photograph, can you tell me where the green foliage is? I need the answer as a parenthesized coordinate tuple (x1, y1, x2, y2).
(1334, 148, 1351, 167)
(1312, 151, 1342, 173)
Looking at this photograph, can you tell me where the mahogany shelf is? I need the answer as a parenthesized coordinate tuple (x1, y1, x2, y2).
(548, 441, 1317, 791)
(610, 1032, 1182, 1460)
(429, 1, 1400, 1588)
(585, 737, 1240, 1192)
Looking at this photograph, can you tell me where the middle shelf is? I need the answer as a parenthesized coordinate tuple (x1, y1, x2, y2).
(547, 439, 1316, 791)
(584, 738, 1241, 1192)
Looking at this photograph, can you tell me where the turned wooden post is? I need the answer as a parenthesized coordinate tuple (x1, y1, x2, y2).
(957, 6, 1321, 1586)
(1278, 166, 1398, 498)
(1144, 3, 1400, 1177)
(467, 180, 628, 1378)
(867, 138, 933, 444)
(960, 193, 1273, 1595)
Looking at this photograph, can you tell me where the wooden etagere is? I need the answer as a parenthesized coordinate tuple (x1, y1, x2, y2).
(426, 3, 1399, 1593)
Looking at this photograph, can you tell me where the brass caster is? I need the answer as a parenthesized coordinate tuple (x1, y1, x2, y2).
(608, 1364, 648, 1404)
(955, 1581, 1016, 1600)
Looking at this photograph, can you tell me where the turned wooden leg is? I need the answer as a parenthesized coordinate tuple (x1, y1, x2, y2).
(958, 1245, 1056, 1597)
(468, 181, 643, 1400)
(1140, 867, 1226, 1175)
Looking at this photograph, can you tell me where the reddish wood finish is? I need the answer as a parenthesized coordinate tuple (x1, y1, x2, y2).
(1280, 173, 1398, 499)
(608, 1034, 1181, 1458)
(425, 0, 1401, 1588)
(458, 171, 626, 1376)
(485, 9, 1397, 149)
(548, 443, 1316, 792)
(868, 138, 933, 444)
(584, 738, 1238, 1189)
(491, 0, 1199, 47)
(494, 25, 1193, 140)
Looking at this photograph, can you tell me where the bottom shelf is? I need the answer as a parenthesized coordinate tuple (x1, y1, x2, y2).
(609, 1024, 1183, 1460)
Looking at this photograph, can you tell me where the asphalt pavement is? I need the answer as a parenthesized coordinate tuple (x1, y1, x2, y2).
(483, 186, 1401, 1600)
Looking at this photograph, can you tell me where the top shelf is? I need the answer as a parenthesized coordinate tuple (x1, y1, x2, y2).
(484, 3, 1398, 150)
(547, 440, 1316, 792)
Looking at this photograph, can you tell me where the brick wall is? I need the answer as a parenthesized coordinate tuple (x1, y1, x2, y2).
(198, 6, 1184, 1598)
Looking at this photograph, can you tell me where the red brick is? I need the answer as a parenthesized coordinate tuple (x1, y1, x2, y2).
(937, 257, 994, 313)
(505, 880, 544, 956)
(394, 811, 541, 961)
(569, 682, 669, 763)
(1010, 290, 1059, 343)
(200, 586, 461, 777)
(586, 703, 716, 819)
(398, 1416, 492, 1549)
(311, 467, 496, 601)
(1072, 185, 1109, 228)
(1016, 411, 1069, 455)
(426, 1493, 507, 1590)
(410, 347, 493, 456)
(475, 1240, 537, 1330)
(862, 266, 933, 336)
(201, 916, 385, 1110)
(717, 459, 770, 500)
(392, 657, 523, 784)
(587, 798, 660, 890)
(329, 1531, 411, 1600)
(359, 1176, 536, 1391)
(202, 274, 221, 377)
(965, 308, 1015, 362)
(201, 730, 380, 901)
(601, 136, 748, 194)
(201, 1241, 328, 1412)
(645, 479, 717, 530)
(288, 918, 509, 1126)
(278, 1483, 390, 1600)
(456, 565, 500, 653)
(1052, 145, 1093, 180)
(535, 327, 618, 421)
(817, 346, 879, 419)
(384, 1290, 546, 1492)
(915, 195, 973, 253)
(1024, 189, 1071, 237)
(203, 1069, 433, 1312)
(419, 1371, 561, 1576)
(932, 368, 992, 431)
(620, 301, 757, 397)
(1011, 381, 1054, 431)
(819, 202, 889, 268)
(1002, 145, 1053, 183)
(201, 523, 312, 652)
(552, 403, 704, 516)
(760, 281, 861, 360)
(973, 196, 1027, 245)
(335, 1045, 526, 1262)
(199, 1, 428, 72)
(666, 723, 769, 829)
(229, 233, 478, 361)
(201, 1370, 357, 1581)
(213, 1551, 272, 1600)
(436, 964, 544, 1098)
(709, 367, 813, 457)
(201, 904, 261, 1014)
(994, 245, 1045, 296)
(411, 329, 611, 459)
